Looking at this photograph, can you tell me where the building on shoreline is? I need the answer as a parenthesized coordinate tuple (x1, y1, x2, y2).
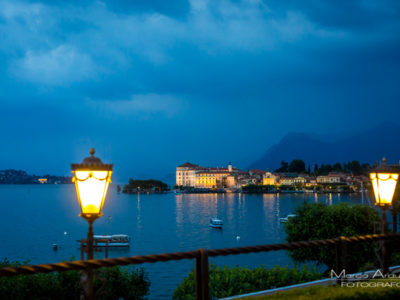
(176, 163, 370, 191)
(275, 173, 307, 186)
(262, 172, 278, 185)
(38, 178, 48, 184)
(176, 162, 263, 188)
(316, 172, 344, 184)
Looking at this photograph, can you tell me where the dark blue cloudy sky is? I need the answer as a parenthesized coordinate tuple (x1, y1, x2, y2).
(1, 0, 399, 181)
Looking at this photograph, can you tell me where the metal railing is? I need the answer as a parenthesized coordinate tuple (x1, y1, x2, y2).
(1, 233, 400, 300)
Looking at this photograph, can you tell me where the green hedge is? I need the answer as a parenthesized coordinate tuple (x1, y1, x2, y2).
(0, 259, 150, 300)
(173, 264, 322, 299)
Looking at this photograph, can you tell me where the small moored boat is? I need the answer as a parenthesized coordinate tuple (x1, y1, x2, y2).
(279, 214, 297, 223)
(92, 234, 130, 247)
(209, 218, 223, 229)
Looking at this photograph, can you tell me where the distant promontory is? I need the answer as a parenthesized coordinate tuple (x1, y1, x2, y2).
(122, 179, 169, 194)
(0, 169, 72, 184)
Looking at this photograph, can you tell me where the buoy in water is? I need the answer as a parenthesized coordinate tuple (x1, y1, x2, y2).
(236, 236, 240, 241)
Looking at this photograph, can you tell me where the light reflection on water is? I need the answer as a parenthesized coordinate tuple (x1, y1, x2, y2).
(0, 185, 371, 299)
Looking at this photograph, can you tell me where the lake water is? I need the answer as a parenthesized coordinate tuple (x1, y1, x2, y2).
(0, 185, 373, 298)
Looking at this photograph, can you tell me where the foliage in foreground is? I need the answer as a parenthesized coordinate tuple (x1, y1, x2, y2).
(0, 259, 150, 300)
(173, 264, 322, 299)
(247, 279, 400, 300)
(284, 202, 380, 273)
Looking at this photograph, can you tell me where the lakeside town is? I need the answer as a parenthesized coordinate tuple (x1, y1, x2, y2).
(174, 160, 379, 194)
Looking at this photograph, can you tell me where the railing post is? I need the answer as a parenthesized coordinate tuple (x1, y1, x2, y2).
(195, 251, 203, 300)
(196, 249, 209, 300)
(340, 236, 347, 283)
(200, 249, 209, 300)
(335, 241, 340, 283)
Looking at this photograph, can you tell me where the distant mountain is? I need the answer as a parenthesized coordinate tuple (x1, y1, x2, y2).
(249, 122, 400, 171)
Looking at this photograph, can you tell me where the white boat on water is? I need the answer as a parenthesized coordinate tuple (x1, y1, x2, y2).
(93, 234, 130, 247)
(210, 218, 223, 228)
(279, 214, 297, 223)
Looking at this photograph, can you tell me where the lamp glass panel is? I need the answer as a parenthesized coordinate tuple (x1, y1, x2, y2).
(92, 171, 108, 180)
(75, 171, 108, 214)
(76, 171, 90, 180)
(370, 173, 380, 204)
(371, 173, 398, 205)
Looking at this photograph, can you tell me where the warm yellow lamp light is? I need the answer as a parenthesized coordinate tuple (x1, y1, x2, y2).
(370, 158, 399, 207)
(370, 173, 398, 206)
(74, 171, 111, 214)
(71, 149, 113, 221)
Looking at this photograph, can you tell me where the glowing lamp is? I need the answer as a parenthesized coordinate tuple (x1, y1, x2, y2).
(370, 158, 399, 207)
(71, 148, 113, 221)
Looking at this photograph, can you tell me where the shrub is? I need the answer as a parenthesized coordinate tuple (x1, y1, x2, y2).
(284, 202, 380, 273)
(173, 264, 322, 299)
(0, 259, 150, 300)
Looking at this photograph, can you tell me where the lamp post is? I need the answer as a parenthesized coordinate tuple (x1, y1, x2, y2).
(71, 148, 113, 299)
(370, 157, 398, 274)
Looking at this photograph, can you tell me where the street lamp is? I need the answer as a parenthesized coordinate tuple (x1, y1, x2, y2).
(72, 148, 113, 221)
(370, 157, 398, 229)
(370, 163, 398, 208)
(71, 148, 113, 299)
(370, 157, 399, 274)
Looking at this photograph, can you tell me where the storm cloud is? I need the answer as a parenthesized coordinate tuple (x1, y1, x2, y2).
(0, 0, 399, 181)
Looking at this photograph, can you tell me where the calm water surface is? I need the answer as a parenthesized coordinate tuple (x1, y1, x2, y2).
(0, 185, 373, 298)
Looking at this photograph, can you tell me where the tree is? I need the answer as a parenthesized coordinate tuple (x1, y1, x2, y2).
(314, 164, 319, 175)
(284, 202, 380, 273)
(123, 179, 169, 193)
(332, 163, 342, 172)
(275, 161, 289, 172)
(343, 160, 364, 175)
(350, 160, 362, 175)
(361, 163, 370, 174)
(319, 164, 332, 175)
(288, 159, 306, 173)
